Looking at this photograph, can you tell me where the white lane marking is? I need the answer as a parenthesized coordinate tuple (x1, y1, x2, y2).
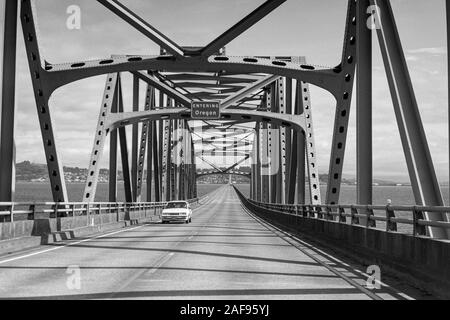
(147, 253, 175, 275)
(0, 186, 227, 265)
(0, 225, 146, 265)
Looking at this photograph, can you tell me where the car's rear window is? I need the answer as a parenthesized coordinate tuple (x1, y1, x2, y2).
(166, 202, 187, 209)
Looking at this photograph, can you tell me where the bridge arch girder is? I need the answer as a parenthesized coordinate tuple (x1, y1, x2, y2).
(42, 56, 341, 98)
(105, 107, 305, 133)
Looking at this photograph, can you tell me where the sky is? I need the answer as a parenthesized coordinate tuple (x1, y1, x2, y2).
(9, 0, 450, 183)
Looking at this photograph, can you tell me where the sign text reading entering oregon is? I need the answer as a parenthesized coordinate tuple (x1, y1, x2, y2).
(191, 101, 221, 120)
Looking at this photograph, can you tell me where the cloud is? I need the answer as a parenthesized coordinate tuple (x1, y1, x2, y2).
(407, 47, 447, 55)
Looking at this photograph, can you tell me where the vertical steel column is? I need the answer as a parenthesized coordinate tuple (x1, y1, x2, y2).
(136, 85, 153, 202)
(164, 120, 172, 201)
(153, 119, 160, 202)
(173, 119, 180, 200)
(287, 126, 298, 204)
(159, 92, 166, 200)
(131, 75, 139, 201)
(373, 0, 448, 238)
(297, 131, 306, 204)
(261, 90, 271, 203)
(147, 121, 153, 202)
(277, 78, 287, 204)
(301, 79, 321, 205)
(147, 81, 157, 202)
(250, 128, 257, 200)
(290, 80, 306, 204)
(109, 132, 118, 201)
(109, 77, 119, 202)
(269, 83, 279, 203)
(117, 79, 133, 203)
(0, 0, 18, 202)
(284, 78, 293, 203)
(191, 139, 198, 198)
(255, 123, 262, 202)
(357, 0, 373, 210)
(447, 0, 450, 206)
(173, 119, 179, 200)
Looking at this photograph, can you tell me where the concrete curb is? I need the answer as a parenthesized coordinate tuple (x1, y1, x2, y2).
(0, 236, 42, 257)
(0, 215, 160, 257)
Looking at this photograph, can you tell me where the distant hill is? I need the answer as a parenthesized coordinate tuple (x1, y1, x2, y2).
(16, 161, 111, 183)
(16, 161, 48, 181)
(15, 161, 402, 186)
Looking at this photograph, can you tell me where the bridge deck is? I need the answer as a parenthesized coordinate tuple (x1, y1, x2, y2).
(0, 186, 413, 300)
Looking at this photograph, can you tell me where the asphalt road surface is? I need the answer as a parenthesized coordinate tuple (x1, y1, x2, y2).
(0, 186, 415, 300)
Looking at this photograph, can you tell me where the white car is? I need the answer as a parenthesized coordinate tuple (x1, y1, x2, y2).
(161, 201, 192, 224)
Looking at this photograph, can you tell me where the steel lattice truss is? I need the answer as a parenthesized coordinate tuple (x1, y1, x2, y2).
(1, 0, 449, 239)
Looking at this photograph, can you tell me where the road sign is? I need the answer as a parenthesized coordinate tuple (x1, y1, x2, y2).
(191, 101, 221, 119)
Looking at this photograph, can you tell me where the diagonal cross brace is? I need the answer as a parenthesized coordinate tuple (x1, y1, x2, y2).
(132, 71, 192, 107)
(221, 75, 280, 110)
(201, 0, 287, 57)
(97, 0, 184, 58)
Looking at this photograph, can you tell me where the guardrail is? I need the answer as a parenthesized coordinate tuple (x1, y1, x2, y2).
(0, 196, 206, 223)
(234, 187, 450, 238)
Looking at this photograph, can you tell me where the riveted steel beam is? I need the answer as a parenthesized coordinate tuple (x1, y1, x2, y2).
(255, 124, 261, 202)
(44, 56, 340, 95)
(0, 0, 18, 203)
(250, 133, 256, 200)
(135, 85, 154, 202)
(20, 0, 68, 202)
(284, 78, 293, 203)
(293, 80, 306, 204)
(372, 0, 448, 238)
(162, 114, 171, 201)
(117, 78, 133, 203)
(276, 78, 286, 204)
(300, 78, 321, 205)
(131, 75, 139, 201)
(267, 82, 278, 204)
(152, 118, 160, 202)
(83, 73, 118, 202)
(172, 118, 179, 200)
(263, 89, 272, 203)
(326, 0, 357, 205)
(105, 108, 305, 133)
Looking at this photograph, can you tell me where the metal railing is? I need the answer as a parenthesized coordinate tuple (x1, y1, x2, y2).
(234, 188, 450, 238)
(0, 196, 207, 223)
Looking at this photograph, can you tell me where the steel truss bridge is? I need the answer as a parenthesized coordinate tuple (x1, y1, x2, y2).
(0, 0, 450, 300)
(1, 0, 450, 239)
